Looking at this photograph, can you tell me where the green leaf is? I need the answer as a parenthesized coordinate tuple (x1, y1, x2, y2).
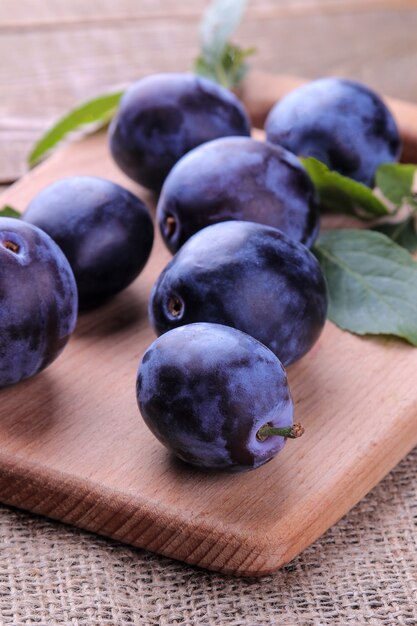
(313, 229, 417, 345)
(194, 0, 254, 89)
(375, 163, 417, 205)
(199, 0, 248, 64)
(301, 157, 390, 219)
(372, 217, 417, 253)
(194, 42, 255, 89)
(28, 90, 124, 167)
(220, 43, 256, 86)
(0, 205, 21, 219)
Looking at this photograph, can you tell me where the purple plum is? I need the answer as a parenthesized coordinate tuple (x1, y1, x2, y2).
(108, 73, 251, 191)
(0, 218, 78, 388)
(157, 137, 320, 254)
(265, 77, 401, 186)
(137, 323, 301, 471)
(23, 176, 154, 309)
(149, 221, 328, 367)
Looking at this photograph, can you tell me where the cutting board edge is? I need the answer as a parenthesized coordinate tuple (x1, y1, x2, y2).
(0, 447, 279, 575)
(270, 397, 417, 571)
(1, 391, 416, 578)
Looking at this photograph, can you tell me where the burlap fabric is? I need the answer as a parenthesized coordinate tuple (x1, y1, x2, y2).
(0, 449, 415, 625)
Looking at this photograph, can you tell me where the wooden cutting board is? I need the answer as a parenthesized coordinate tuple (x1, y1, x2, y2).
(1, 73, 417, 577)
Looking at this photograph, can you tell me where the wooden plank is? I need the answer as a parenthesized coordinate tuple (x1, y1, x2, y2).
(2, 0, 416, 27)
(1, 78, 417, 576)
(1, 0, 417, 182)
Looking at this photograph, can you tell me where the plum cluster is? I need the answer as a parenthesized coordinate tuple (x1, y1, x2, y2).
(2, 73, 401, 472)
(123, 73, 326, 471)
(133, 74, 399, 471)
(1, 176, 154, 387)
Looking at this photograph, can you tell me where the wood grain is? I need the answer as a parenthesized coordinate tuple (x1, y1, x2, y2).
(1, 79, 417, 577)
(2, 0, 417, 182)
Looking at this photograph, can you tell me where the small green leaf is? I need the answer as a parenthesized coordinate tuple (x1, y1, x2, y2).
(0, 205, 21, 219)
(301, 157, 390, 218)
(194, 42, 255, 89)
(313, 229, 417, 345)
(194, 0, 253, 89)
(375, 163, 417, 205)
(28, 90, 124, 167)
(372, 217, 417, 253)
(220, 43, 256, 86)
(199, 0, 248, 64)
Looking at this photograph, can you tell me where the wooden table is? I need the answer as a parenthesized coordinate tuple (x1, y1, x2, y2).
(2, 0, 417, 187)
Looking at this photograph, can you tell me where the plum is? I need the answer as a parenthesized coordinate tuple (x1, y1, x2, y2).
(149, 221, 327, 367)
(23, 176, 154, 309)
(157, 137, 319, 254)
(265, 77, 401, 186)
(0, 218, 78, 388)
(108, 73, 251, 191)
(137, 323, 303, 471)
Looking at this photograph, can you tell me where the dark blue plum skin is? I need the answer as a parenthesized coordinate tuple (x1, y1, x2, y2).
(157, 137, 320, 254)
(265, 78, 401, 187)
(23, 176, 154, 309)
(108, 73, 251, 192)
(0, 218, 78, 388)
(137, 323, 293, 471)
(149, 221, 327, 367)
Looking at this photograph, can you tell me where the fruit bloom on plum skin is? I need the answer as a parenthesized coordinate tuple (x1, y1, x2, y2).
(149, 221, 328, 367)
(265, 77, 401, 186)
(23, 176, 154, 309)
(0, 218, 78, 388)
(137, 323, 294, 471)
(108, 73, 251, 192)
(157, 137, 320, 254)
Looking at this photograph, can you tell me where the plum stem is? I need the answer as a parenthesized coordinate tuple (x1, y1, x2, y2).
(257, 422, 304, 442)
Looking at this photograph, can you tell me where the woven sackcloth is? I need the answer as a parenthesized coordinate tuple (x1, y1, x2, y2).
(0, 448, 415, 626)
